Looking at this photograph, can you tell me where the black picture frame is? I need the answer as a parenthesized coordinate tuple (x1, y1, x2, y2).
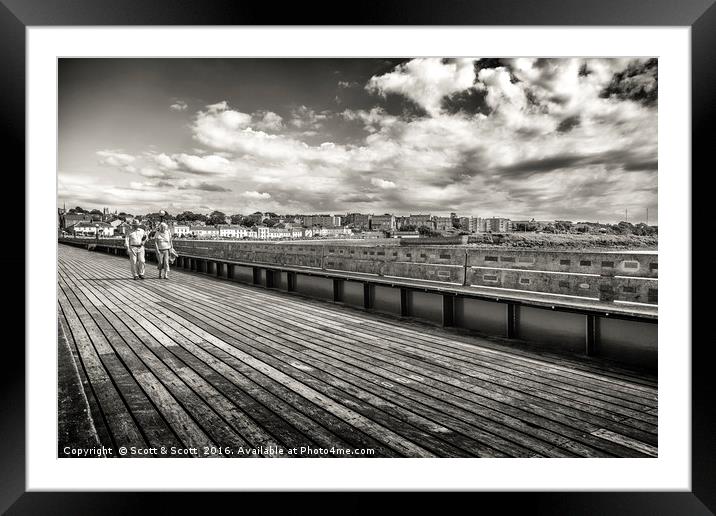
(3, 0, 711, 513)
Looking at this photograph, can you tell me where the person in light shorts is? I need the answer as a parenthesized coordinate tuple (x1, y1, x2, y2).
(154, 222, 173, 279)
(125, 221, 147, 280)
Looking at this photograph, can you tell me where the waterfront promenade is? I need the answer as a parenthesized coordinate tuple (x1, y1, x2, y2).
(58, 244, 658, 458)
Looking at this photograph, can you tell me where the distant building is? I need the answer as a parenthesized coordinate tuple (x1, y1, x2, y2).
(303, 215, 325, 227)
(344, 213, 371, 229)
(303, 215, 340, 228)
(217, 225, 243, 238)
(433, 216, 453, 232)
(290, 228, 308, 238)
(468, 217, 483, 233)
(191, 226, 219, 239)
(111, 220, 131, 236)
(483, 217, 512, 233)
(256, 226, 294, 240)
(61, 212, 93, 229)
(171, 224, 190, 237)
(405, 214, 433, 229)
(393, 216, 408, 229)
(69, 221, 114, 237)
(270, 227, 292, 239)
(369, 214, 395, 231)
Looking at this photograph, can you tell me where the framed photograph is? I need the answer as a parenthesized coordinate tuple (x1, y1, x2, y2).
(4, 0, 711, 512)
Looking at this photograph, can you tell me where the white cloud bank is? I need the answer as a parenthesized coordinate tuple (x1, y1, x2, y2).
(65, 58, 657, 221)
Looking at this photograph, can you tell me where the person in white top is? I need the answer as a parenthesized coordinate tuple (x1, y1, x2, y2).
(124, 221, 147, 280)
(154, 222, 173, 279)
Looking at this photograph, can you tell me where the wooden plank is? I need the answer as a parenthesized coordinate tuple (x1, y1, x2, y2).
(59, 307, 115, 452)
(60, 275, 203, 455)
(158, 270, 660, 440)
(244, 277, 659, 388)
(63, 261, 401, 457)
(65, 259, 435, 458)
(81, 277, 345, 455)
(57, 288, 147, 451)
(213, 284, 658, 423)
(129, 286, 570, 457)
(590, 428, 658, 457)
(67, 279, 250, 456)
(231, 281, 659, 399)
(102, 266, 636, 456)
(82, 278, 396, 457)
(151, 302, 510, 458)
(79, 260, 520, 458)
(57, 318, 104, 456)
(150, 278, 656, 444)
(61, 261, 307, 455)
(144, 283, 648, 458)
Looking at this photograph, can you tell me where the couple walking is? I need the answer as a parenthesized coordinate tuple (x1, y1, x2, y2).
(125, 221, 175, 280)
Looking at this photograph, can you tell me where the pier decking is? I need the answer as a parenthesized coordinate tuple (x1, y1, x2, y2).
(58, 244, 658, 458)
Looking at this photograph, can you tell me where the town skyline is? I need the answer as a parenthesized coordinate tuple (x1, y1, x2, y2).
(59, 58, 658, 224)
(58, 202, 656, 226)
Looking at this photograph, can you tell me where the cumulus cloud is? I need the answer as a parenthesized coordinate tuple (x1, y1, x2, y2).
(153, 153, 179, 170)
(253, 110, 284, 131)
(205, 101, 229, 112)
(172, 153, 236, 176)
(289, 105, 330, 129)
(97, 149, 136, 168)
(242, 191, 271, 199)
(170, 100, 188, 111)
(366, 58, 477, 116)
(370, 178, 397, 189)
(138, 167, 169, 179)
(175, 179, 231, 192)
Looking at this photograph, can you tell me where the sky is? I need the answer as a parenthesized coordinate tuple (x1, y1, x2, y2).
(58, 58, 658, 223)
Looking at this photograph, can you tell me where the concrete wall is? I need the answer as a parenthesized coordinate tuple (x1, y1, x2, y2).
(232, 265, 254, 283)
(371, 285, 402, 315)
(71, 238, 657, 306)
(597, 317, 658, 368)
(406, 290, 444, 325)
(466, 249, 657, 278)
(342, 280, 366, 308)
(454, 297, 507, 336)
(294, 273, 334, 301)
(516, 306, 587, 353)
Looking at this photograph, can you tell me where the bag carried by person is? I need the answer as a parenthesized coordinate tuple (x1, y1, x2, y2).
(169, 247, 179, 264)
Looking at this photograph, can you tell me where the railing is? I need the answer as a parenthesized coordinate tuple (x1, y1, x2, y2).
(59, 237, 657, 306)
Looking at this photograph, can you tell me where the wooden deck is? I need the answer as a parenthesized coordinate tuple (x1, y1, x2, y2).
(57, 244, 658, 458)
